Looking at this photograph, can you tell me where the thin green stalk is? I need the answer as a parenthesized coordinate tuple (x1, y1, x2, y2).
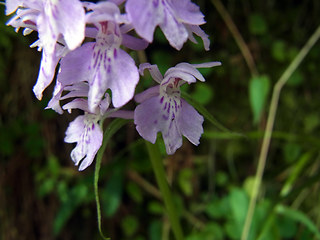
(241, 25, 320, 240)
(146, 141, 184, 240)
(94, 119, 129, 239)
(211, 0, 258, 77)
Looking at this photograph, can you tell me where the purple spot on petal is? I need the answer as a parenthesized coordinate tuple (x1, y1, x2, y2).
(160, 96, 164, 104)
(167, 103, 170, 113)
(163, 102, 167, 110)
(162, 114, 169, 120)
(153, 0, 159, 7)
(154, 120, 158, 124)
(107, 65, 111, 73)
(113, 49, 117, 58)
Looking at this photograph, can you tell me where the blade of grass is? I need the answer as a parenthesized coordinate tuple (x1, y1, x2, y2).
(241, 25, 320, 240)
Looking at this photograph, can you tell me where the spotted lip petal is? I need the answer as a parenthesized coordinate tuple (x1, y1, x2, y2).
(134, 61, 220, 155)
(65, 114, 103, 171)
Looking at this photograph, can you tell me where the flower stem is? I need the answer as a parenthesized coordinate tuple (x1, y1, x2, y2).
(94, 119, 130, 240)
(241, 24, 320, 240)
(211, 0, 258, 77)
(146, 141, 184, 240)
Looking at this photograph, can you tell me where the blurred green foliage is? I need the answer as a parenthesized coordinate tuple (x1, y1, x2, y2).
(1, 1, 320, 240)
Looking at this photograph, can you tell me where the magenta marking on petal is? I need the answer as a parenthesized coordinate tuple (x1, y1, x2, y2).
(163, 102, 167, 110)
(92, 124, 95, 130)
(153, 0, 159, 7)
(162, 114, 169, 120)
(174, 100, 177, 111)
(160, 96, 164, 104)
(113, 49, 117, 58)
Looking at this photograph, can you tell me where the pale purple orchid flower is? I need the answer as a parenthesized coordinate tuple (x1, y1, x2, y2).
(62, 89, 133, 171)
(125, 0, 210, 50)
(64, 101, 105, 171)
(6, 0, 86, 100)
(134, 62, 221, 154)
(48, 1, 143, 114)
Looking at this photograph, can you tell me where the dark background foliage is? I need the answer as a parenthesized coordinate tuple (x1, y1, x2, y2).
(0, 1, 320, 239)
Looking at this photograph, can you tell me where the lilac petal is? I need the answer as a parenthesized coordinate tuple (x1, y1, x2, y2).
(5, 0, 23, 15)
(122, 34, 149, 50)
(85, 1, 127, 24)
(99, 94, 111, 115)
(108, 49, 139, 108)
(134, 96, 162, 144)
(85, 27, 98, 38)
(55, 0, 85, 50)
(57, 42, 93, 86)
(159, 6, 188, 50)
(179, 99, 204, 146)
(191, 62, 222, 68)
(65, 115, 86, 143)
(126, 0, 163, 42)
(134, 85, 160, 103)
(46, 80, 64, 114)
(134, 95, 183, 154)
(162, 118, 183, 155)
(164, 70, 197, 84)
(33, 46, 61, 100)
(139, 63, 163, 83)
(186, 25, 210, 51)
(63, 98, 90, 113)
(109, 110, 134, 119)
(169, 0, 205, 25)
(65, 114, 103, 171)
(166, 63, 205, 82)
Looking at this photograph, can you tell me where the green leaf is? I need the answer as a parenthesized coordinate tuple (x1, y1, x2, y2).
(148, 201, 164, 215)
(272, 41, 286, 62)
(126, 182, 143, 203)
(249, 14, 268, 35)
(122, 215, 139, 237)
(287, 70, 304, 86)
(53, 184, 88, 235)
(249, 75, 270, 124)
(276, 205, 320, 238)
(280, 151, 312, 197)
(190, 84, 214, 105)
(178, 168, 193, 196)
(101, 163, 124, 217)
(148, 220, 162, 240)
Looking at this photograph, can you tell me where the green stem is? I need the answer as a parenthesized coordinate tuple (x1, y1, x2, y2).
(94, 119, 130, 240)
(241, 24, 320, 240)
(146, 141, 184, 240)
(211, 0, 258, 77)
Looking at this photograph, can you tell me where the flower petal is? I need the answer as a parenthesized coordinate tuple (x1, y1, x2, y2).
(108, 48, 139, 108)
(65, 114, 103, 171)
(126, 0, 164, 42)
(134, 96, 162, 144)
(179, 99, 204, 146)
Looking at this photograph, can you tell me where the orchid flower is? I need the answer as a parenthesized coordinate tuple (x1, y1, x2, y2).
(48, 1, 144, 114)
(134, 62, 221, 154)
(126, 0, 210, 50)
(6, 0, 86, 100)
